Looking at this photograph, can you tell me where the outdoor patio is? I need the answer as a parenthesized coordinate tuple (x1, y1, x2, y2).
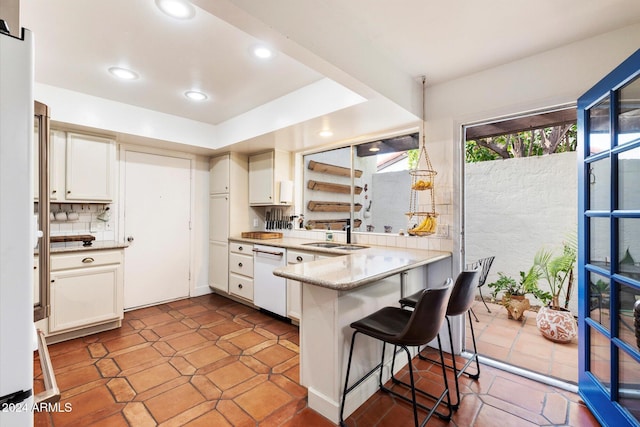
(466, 300, 578, 384)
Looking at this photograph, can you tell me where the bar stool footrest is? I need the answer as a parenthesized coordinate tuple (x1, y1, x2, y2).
(417, 351, 480, 380)
(384, 378, 451, 420)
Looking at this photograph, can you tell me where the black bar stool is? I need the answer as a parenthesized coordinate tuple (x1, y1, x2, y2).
(339, 285, 453, 427)
(468, 256, 495, 321)
(399, 270, 480, 410)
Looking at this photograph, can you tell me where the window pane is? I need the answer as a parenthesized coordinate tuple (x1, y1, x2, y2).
(589, 217, 610, 264)
(589, 272, 610, 329)
(618, 146, 640, 210)
(590, 326, 611, 392)
(618, 282, 640, 348)
(618, 219, 640, 280)
(618, 347, 640, 423)
(618, 76, 640, 146)
(588, 158, 610, 210)
(589, 97, 611, 155)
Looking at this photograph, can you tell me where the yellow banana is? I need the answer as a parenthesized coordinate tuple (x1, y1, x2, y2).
(427, 217, 437, 233)
(412, 216, 430, 232)
(411, 216, 437, 233)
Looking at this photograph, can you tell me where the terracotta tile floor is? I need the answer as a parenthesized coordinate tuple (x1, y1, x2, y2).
(34, 294, 598, 426)
(468, 300, 578, 384)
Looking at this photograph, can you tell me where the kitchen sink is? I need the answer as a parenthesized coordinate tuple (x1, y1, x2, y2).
(302, 242, 343, 248)
(335, 244, 368, 250)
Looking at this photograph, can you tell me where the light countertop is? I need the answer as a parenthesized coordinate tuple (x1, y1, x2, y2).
(230, 235, 451, 291)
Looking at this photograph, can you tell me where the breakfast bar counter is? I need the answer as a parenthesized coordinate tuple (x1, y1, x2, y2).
(273, 247, 452, 423)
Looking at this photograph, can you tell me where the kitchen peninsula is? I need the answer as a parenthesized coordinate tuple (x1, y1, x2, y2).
(271, 242, 451, 423)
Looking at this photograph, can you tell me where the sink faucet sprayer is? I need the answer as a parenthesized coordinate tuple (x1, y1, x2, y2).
(344, 219, 351, 244)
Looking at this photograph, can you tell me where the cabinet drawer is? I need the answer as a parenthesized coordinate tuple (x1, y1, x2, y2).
(230, 242, 252, 255)
(229, 253, 253, 276)
(51, 250, 122, 271)
(287, 251, 315, 264)
(229, 273, 253, 300)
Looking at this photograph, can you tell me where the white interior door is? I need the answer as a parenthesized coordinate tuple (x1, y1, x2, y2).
(124, 150, 191, 309)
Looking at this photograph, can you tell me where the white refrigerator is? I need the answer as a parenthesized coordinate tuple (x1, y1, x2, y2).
(0, 24, 35, 425)
(0, 24, 59, 426)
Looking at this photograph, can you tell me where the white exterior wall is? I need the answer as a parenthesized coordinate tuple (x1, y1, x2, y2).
(423, 24, 640, 274)
(465, 152, 578, 312)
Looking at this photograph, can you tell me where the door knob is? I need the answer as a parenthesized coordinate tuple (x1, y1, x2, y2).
(127, 236, 134, 242)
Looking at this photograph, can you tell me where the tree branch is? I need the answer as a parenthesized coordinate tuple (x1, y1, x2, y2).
(476, 137, 510, 159)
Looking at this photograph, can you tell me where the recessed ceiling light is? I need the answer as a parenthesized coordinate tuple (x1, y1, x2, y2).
(155, 0, 196, 19)
(108, 67, 138, 80)
(252, 46, 273, 59)
(185, 90, 208, 101)
(319, 130, 333, 137)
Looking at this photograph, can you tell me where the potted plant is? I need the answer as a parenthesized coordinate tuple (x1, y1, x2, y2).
(488, 267, 551, 321)
(533, 239, 578, 343)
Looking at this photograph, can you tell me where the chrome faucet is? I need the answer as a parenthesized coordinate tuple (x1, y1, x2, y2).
(344, 219, 351, 244)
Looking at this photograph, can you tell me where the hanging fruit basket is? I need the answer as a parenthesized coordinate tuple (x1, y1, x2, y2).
(406, 143, 438, 235)
(406, 77, 437, 236)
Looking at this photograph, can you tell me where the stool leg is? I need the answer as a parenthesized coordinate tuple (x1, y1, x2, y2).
(470, 307, 480, 322)
(479, 286, 491, 313)
(379, 342, 387, 389)
(446, 317, 461, 410)
(402, 345, 420, 427)
(435, 334, 453, 421)
(339, 331, 359, 426)
(467, 310, 481, 380)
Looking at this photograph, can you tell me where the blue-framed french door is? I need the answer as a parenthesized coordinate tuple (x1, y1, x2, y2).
(578, 48, 640, 427)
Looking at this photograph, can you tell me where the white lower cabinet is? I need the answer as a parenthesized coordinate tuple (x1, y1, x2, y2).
(209, 241, 229, 292)
(286, 250, 316, 321)
(49, 249, 123, 335)
(229, 242, 254, 301)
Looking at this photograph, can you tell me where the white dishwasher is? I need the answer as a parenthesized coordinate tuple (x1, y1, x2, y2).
(253, 244, 287, 317)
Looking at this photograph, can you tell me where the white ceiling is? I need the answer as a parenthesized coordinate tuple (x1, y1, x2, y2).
(19, 0, 640, 153)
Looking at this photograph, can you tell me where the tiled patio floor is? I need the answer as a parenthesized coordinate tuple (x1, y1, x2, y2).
(467, 300, 578, 384)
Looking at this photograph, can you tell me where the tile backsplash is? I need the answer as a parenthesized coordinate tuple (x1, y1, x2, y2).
(37, 203, 115, 241)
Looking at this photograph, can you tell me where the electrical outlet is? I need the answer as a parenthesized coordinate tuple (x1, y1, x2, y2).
(253, 218, 259, 228)
(90, 222, 98, 232)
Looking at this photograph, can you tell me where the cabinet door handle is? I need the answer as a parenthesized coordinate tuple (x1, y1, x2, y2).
(51, 190, 57, 194)
(238, 246, 243, 251)
(67, 190, 71, 194)
(296, 256, 303, 262)
(82, 257, 95, 263)
(238, 262, 243, 267)
(238, 284, 243, 289)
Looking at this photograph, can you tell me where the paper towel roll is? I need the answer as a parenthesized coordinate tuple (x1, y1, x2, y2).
(279, 180, 293, 204)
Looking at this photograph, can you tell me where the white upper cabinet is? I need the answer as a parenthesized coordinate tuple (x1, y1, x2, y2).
(64, 132, 115, 202)
(209, 154, 230, 194)
(248, 150, 291, 206)
(39, 130, 115, 203)
(34, 129, 63, 201)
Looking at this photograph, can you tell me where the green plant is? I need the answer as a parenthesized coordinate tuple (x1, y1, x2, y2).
(488, 268, 551, 305)
(533, 238, 577, 309)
